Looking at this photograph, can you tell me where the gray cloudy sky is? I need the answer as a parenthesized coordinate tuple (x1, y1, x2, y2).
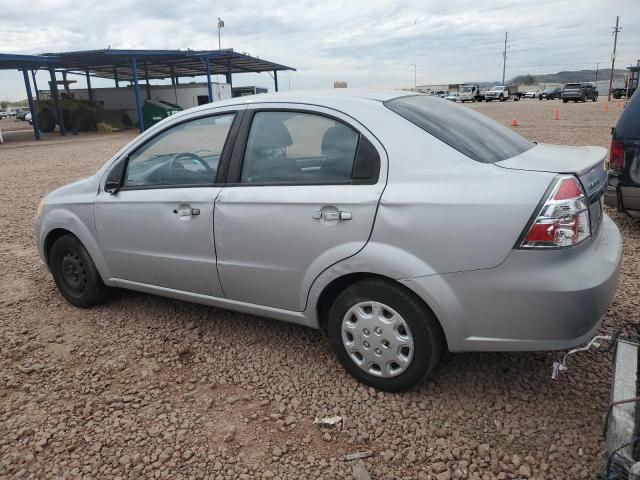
(1, 0, 639, 100)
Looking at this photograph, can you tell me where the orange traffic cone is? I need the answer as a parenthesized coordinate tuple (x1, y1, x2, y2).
(604, 101, 609, 112)
(511, 117, 519, 127)
(554, 109, 560, 120)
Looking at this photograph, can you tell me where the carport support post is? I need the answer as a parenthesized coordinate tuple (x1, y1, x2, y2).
(31, 70, 40, 100)
(170, 65, 176, 86)
(85, 69, 93, 101)
(48, 67, 65, 136)
(144, 62, 151, 100)
(204, 57, 213, 103)
(114, 69, 119, 88)
(274, 70, 278, 92)
(131, 58, 144, 133)
(22, 69, 40, 141)
(226, 60, 232, 89)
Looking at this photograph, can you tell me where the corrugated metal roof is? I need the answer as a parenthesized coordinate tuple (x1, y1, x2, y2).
(0, 49, 295, 80)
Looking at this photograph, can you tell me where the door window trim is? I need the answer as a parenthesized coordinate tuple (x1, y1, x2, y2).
(105, 109, 245, 192)
(224, 107, 380, 186)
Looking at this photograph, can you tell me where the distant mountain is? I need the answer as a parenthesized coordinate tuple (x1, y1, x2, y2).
(507, 69, 628, 86)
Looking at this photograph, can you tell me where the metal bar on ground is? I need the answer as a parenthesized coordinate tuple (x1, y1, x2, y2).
(204, 57, 213, 102)
(131, 58, 144, 133)
(85, 69, 93, 101)
(274, 70, 278, 92)
(48, 67, 65, 136)
(23, 69, 40, 141)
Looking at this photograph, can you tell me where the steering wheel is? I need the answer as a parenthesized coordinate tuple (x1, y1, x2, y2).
(169, 152, 215, 174)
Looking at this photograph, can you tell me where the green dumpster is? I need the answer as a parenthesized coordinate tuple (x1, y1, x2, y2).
(142, 100, 182, 129)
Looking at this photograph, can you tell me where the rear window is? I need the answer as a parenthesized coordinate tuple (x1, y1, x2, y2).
(565, 83, 581, 88)
(615, 92, 640, 140)
(384, 95, 534, 163)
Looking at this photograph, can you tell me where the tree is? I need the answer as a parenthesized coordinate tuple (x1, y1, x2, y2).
(524, 74, 536, 85)
(0, 101, 8, 110)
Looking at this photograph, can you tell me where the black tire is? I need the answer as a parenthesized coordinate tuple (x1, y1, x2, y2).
(563, 99, 568, 103)
(49, 234, 108, 308)
(37, 109, 55, 133)
(499, 94, 504, 102)
(327, 278, 444, 391)
(592, 95, 598, 102)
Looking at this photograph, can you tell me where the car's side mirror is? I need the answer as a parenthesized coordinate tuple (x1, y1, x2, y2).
(104, 157, 126, 194)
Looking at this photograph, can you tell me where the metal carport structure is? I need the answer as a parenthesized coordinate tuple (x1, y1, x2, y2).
(0, 49, 296, 140)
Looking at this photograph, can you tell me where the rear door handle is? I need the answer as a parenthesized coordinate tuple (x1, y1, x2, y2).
(311, 210, 352, 221)
(173, 207, 200, 217)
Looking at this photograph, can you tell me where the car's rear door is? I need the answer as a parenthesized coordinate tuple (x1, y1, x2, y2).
(94, 109, 242, 296)
(214, 104, 387, 311)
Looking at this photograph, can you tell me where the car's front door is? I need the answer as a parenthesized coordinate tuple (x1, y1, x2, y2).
(214, 105, 387, 311)
(94, 111, 241, 296)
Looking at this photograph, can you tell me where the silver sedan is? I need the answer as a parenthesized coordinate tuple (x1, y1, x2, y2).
(35, 90, 622, 391)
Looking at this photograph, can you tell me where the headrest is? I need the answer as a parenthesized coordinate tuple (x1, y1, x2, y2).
(322, 125, 357, 155)
(250, 114, 293, 149)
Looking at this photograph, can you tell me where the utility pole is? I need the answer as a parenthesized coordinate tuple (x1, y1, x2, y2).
(502, 32, 508, 85)
(217, 18, 225, 50)
(595, 62, 599, 83)
(607, 16, 621, 102)
(410, 63, 416, 90)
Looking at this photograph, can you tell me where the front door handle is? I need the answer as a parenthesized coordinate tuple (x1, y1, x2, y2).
(173, 207, 200, 217)
(311, 210, 352, 221)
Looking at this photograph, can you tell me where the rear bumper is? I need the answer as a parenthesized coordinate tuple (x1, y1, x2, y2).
(402, 214, 622, 352)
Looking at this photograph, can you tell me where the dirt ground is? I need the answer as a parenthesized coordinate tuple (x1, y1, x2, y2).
(0, 98, 638, 480)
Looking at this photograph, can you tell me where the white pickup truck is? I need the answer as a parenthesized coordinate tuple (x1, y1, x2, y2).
(484, 85, 523, 102)
(458, 84, 482, 102)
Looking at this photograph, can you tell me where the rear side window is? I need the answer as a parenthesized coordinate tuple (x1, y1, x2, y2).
(615, 92, 640, 140)
(385, 95, 533, 163)
(241, 111, 359, 184)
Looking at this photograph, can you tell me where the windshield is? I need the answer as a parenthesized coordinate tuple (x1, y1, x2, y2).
(460, 86, 473, 92)
(490, 86, 504, 91)
(385, 95, 534, 163)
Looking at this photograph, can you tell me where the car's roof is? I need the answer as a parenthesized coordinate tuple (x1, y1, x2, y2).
(202, 89, 417, 110)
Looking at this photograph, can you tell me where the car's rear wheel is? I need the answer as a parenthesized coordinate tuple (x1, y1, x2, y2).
(49, 234, 109, 308)
(327, 278, 444, 391)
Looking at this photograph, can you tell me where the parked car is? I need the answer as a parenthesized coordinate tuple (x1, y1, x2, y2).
(539, 87, 562, 100)
(605, 89, 640, 216)
(524, 89, 540, 99)
(35, 91, 622, 391)
(25, 113, 33, 125)
(562, 83, 598, 103)
(15, 107, 30, 120)
(484, 85, 522, 101)
(444, 92, 459, 102)
(0, 110, 8, 118)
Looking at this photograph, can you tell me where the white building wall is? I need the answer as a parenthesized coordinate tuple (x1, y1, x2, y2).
(60, 82, 231, 125)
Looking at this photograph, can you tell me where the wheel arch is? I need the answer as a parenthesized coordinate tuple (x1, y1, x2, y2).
(315, 272, 448, 351)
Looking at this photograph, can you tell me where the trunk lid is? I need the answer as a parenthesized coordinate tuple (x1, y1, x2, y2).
(497, 142, 608, 235)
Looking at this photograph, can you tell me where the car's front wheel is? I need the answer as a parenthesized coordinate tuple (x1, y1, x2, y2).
(328, 278, 444, 391)
(49, 234, 109, 308)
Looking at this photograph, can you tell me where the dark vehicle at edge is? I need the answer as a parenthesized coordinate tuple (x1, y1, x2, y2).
(562, 83, 598, 103)
(605, 89, 640, 216)
(539, 87, 562, 100)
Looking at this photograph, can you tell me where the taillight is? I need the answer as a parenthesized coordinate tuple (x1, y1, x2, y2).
(519, 175, 590, 248)
(609, 139, 625, 173)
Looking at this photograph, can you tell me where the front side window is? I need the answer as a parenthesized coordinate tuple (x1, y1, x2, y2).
(124, 114, 235, 188)
(240, 111, 359, 184)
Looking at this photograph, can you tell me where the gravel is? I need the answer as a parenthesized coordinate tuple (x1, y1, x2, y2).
(1, 99, 638, 479)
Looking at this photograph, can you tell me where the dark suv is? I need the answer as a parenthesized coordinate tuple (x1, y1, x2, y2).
(605, 91, 640, 216)
(562, 83, 598, 103)
(539, 87, 562, 100)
